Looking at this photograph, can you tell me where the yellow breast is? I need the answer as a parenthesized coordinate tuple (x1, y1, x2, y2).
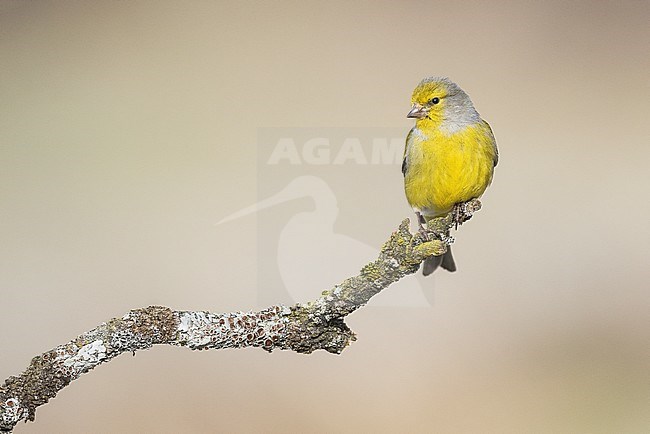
(404, 121, 497, 217)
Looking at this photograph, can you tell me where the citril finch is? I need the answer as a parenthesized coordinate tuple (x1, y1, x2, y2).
(402, 77, 498, 275)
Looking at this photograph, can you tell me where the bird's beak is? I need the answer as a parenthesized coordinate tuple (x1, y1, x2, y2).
(407, 104, 429, 119)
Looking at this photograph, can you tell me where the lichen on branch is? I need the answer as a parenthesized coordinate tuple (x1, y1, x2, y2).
(0, 202, 479, 433)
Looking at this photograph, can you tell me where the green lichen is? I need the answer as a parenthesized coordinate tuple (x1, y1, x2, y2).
(414, 240, 446, 259)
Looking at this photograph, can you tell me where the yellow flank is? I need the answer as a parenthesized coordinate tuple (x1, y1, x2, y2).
(404, 120, 497, 217)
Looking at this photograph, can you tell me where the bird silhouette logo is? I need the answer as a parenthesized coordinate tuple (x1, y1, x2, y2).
(219, 175, 431, 307)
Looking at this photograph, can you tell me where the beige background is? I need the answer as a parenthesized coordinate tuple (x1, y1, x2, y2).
(1, 1, 649, 433)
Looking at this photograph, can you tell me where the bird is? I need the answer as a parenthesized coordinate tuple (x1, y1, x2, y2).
(402, 77, 498, 275)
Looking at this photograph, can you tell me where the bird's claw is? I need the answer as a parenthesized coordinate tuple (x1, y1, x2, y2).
(418, 225, 434, 242)
(452, 199, 482, 228)
(415, 211, 435, 242)
(417, 221, 443, 243)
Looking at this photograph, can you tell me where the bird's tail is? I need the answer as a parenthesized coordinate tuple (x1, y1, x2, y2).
(422, 246, 457, 276)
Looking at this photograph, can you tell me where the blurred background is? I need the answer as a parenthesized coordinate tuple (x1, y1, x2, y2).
(1, 1, 649, 432)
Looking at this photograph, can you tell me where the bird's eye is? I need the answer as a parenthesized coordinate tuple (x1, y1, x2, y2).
(430, 97, 440, 105)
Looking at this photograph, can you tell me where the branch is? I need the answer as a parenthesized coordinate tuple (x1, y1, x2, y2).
(0, 201, 479, 432)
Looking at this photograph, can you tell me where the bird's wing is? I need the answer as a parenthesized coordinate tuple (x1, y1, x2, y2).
(483, 120, 499, 167)
(402, 127, 415, 176)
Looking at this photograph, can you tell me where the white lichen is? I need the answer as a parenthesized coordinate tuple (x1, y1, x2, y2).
(1, 397, 22, 427)
(176, 308, 288, 351)
(177, 312, 213, 347)
(58, 340, 107, 377)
